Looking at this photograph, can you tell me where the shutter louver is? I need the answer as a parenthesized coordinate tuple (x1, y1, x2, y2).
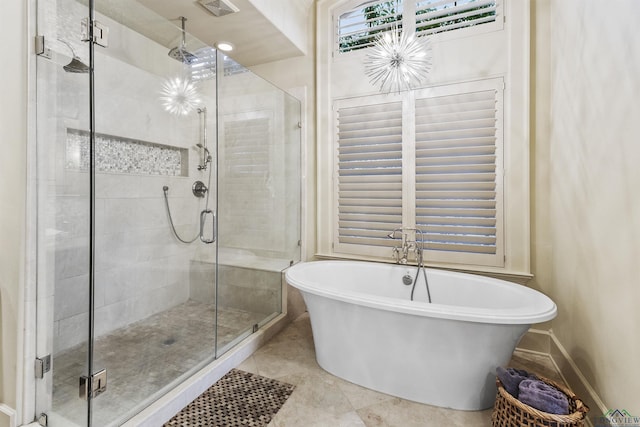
(415, 0, 497, 37)
(336, 101, 403, 248)
(414, 89, 498, 255)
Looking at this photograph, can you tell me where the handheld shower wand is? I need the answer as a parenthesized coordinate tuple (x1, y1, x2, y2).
(196, 143, 212, 170)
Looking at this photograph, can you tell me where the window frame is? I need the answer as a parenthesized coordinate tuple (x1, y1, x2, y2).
(316, 0, 531, 277)
(333, 0, 504, 58)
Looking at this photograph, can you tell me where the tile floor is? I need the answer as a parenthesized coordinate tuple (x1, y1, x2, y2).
(239, 313, 565, 427)
(51, 301, 268, 427)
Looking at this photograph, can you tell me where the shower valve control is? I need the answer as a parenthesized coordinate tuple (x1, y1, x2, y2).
(192, 181, 208, 198)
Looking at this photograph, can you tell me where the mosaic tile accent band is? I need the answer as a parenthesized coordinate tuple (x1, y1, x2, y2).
(66, 129, 187, 176)
(164, 369, 295, 427)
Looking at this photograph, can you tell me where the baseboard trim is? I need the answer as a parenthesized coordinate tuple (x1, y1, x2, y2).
(516, 329, 608, 426)
(548, 331, 608, 418)
(0, 404, 16, 427)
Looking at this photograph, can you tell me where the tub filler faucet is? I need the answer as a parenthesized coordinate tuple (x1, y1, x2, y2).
(387, 227, 432, 303)
(387, 228, 422, 265)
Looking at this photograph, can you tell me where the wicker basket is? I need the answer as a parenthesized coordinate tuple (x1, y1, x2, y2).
(492, 376, 589, 427)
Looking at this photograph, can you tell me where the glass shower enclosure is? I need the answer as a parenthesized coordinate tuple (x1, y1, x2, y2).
(34, 0, 301, 425)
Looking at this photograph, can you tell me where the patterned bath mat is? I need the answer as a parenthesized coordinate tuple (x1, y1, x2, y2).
(164, 368, 295, 427)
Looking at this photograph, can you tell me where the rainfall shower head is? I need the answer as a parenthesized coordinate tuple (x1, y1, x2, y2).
(168, 16, 197, 64)
(198, 0, 239, 17)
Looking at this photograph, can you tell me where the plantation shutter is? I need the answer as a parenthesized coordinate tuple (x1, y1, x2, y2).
(332, 79, 503, 266)
(334, 98, 403, 256)
(415, 0, 498, 37)
(414, 80, 503, 266)
(337, 0, 403, 54)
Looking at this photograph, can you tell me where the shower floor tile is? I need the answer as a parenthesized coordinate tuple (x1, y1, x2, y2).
(50, 300, 267, 427)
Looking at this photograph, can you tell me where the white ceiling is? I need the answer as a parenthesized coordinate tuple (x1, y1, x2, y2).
(130, 0, 307, 66)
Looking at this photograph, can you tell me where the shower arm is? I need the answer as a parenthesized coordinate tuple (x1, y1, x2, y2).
(179, 16, 187, 49)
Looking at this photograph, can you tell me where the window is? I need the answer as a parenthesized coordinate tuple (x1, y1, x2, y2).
(415, 0, 498, 37)
(335, 98, 403, 249)
(413, 80, 503, 266)
(318, 0, 530, 275)
(334, 79, 503, 266)
(335, 0, 502, 56)
(337, 0, 403, 53)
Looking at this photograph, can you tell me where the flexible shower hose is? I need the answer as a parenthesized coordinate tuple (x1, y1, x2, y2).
(410, 241, 432, 303)
(163, 133, 214, 244)
(162, 186, 199, 243)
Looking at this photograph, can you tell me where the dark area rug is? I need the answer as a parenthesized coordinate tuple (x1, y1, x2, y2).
(164, 368, 295, 427)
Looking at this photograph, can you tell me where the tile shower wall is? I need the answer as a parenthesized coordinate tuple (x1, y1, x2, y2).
(65, 129, 188, 176)
(189, 260, 281, 317)
(217, 68, 300, 261)
(43, 6, 217, 354)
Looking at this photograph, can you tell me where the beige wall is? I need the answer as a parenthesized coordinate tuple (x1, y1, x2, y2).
(0, 0, 27, 419)
(531, 0, 640, 413)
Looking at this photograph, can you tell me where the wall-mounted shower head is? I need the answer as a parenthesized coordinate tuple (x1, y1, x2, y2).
(58, 39, 89, 73)
(63, 57, 90, 73)
(168, 16, 197, 64)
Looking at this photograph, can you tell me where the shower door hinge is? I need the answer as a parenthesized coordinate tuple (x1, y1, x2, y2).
(81, 18, 109, 47)
(35, 354, 51, 379)
(37, 412, 48, 426)
(35, 35, 51, 59)
(79, 369, 107, 400)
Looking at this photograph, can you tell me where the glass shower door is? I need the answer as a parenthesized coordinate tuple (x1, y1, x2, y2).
(36, 0, 220, 425)
(36, 0, 300, 424)
(215, 53, 302, 355)
(34, 0, 91, 425)
(89, 2, 218, 425)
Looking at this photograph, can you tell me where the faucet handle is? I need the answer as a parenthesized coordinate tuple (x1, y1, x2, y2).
(391, 246, 400, 263)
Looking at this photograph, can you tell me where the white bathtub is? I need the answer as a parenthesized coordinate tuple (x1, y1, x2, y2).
(285, 260, 557, 410)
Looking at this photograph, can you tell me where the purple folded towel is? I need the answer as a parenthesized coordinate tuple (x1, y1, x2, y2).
(518, 379, 570, 415)
(496, 366, 536, 398)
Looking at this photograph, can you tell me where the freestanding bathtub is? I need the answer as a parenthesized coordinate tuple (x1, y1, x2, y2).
(285, 260, 557, 410)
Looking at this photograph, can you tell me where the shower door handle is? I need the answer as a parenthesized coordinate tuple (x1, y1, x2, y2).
(200, 209, 215, 244)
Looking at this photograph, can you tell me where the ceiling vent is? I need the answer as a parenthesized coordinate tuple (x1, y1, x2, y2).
(198, 0, 239, 17)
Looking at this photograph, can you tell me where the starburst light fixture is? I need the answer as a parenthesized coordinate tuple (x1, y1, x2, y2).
(364, 26, 432, 94)
(160, 76, 202, 116)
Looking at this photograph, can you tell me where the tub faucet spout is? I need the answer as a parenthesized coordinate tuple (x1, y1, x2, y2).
(387, 228, 426, 266)
(387, 228, 407, 263)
